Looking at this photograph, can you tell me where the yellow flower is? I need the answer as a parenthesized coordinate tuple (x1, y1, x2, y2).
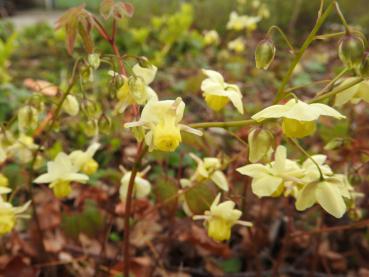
(226, 11, 261, 32)
(125, 98, 202, 152)
(193, 193, 252, 241)
(334, 78, 369, 107)
(119, 170, 151, 201)
(69, 142, 100, 175)
(114, 62, 158, 114)
(237, 145, 305, 198)
(227, 37, 245, 53)
(7, 134, 38, 164)
(34, 152, 89, 198)
(295, 176, 351, 218)
(0, 174, 9, 187)
(0, 188, 31, 236)
(201, 69, 244, 114)
(248, 128, 273, 163)
(189, 153, 229, 191)
(203, 30, 220, 46)
(252, 99, 345, 138)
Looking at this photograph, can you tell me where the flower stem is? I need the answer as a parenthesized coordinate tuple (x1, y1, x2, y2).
(288, 138, 324, 181)
(123, 142, 147, 277)
(266, 25, 295, 53)
(274, 1, 335, 103)
(308, 77, 363, 103)
(189, 119, 257, 129)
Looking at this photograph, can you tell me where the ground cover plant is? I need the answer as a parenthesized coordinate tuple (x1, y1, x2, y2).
(1, 0, 369, 276)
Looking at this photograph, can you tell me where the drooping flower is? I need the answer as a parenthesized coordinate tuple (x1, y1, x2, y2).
(0, 188, 31, 236)
(226, 11, 261, 32)
(201, 69, 244, 114)
(227, 37, 245, 53)
(119, 170, 151, 201)
(7, 134, 38, 164)
(69, 142, 100, 175)
(33, 152, 89, 198)
(252, 99, 345, 138)
(125, 98, 202, 152)
(193, 193, 252, 241)
(334, 78, 369, 107)
(203, 30, 220, 46)
(248, 128, 274, 163)
(295, 176, 351, 218)
(189, 153, 228, 191)
(114, 62, 158, 113)
(237, 145, 305, 198)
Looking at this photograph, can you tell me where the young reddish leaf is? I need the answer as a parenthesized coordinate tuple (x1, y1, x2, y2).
(100, 0, 114, 19)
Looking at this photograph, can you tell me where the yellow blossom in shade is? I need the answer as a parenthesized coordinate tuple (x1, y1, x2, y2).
(251, 99, 345, 138)
(295, 176, 350, 218)
(227, 37, 245, 53)
(119, 171, 152, 201)
(7, 134, 38, 164)
(114, 62, 158, 114)
(193, 193, 252, 241)
(237, 145, 305, 198)
(334, 78, 369, 107)
(226, 11, 261, 32)
(124, 98, 202, 152)
(69, 142, 100, 175)
(33, 152, 89, 198)
(201, 69, 244, 114)
(189, 153, 229, 191)
(0, 174, 9, 187)
(203, 30, 220, 46)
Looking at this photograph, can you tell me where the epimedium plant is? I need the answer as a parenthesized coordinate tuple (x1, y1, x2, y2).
(0, 0, 368, 275)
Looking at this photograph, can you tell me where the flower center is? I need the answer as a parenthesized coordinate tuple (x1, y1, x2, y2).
(153, 118, 182, 152)
(282, 118, 316, 138)
(204, 94, 229, 111)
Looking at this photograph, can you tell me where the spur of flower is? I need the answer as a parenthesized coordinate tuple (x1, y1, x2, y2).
(114, 61, 158, 113)
(334, 78, 369, 107)
(226, 11, 261, 32)
(0, 188, 31, 236)
(33, 152, 89, 198)
(201, 69, 244, 114)
(119, 168, 152, 201)
(193, 193, 252, 242)
(237, 145, 305, 198)
(251, 99, 345, 138)
(124, 98, 202, 152)
(189, 153, 229, 191)
(69, 142, 100, 175)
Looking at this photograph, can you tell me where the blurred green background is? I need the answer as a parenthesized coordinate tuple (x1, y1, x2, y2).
(50, 0, 369, 36)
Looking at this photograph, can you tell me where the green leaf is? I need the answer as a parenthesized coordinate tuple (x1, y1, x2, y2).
(154, 177, 178, 213)
(184, 181, 214, 214)
(219, 258, 242, 273)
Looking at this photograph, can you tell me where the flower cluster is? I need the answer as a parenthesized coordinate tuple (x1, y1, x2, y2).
(237, 145, 353, 218)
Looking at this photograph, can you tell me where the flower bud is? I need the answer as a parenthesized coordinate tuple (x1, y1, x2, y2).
(88, 53, 101, 70)
(62, 95, 79, 116)
(18, 105, 39, 133)
(83, 119, 99, 137)
(248, 128, 274, 163)
(129, 76, 147, 105)
(338, 35, 365, 68)
(255, 39, 276, 70)
(98, 115, 112, 135)
(82, 100, 102, 118)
